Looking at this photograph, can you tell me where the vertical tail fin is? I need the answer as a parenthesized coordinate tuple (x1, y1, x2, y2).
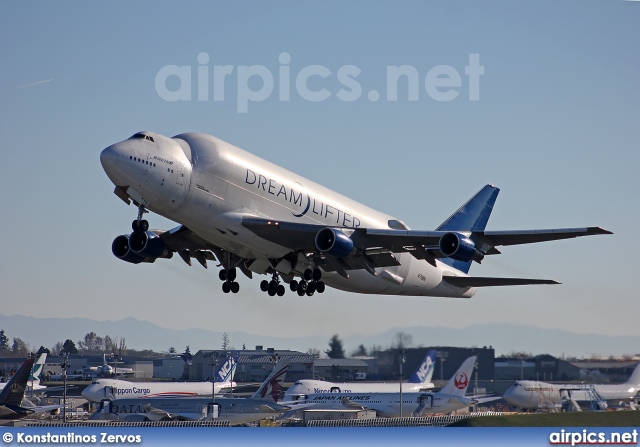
(437, 185, 499, 273)
(408, 350, 437, 384)
(0, 358, 34, 407)
(214, 353, 239, 383)
(625, 362, 640, 385)
(28, 353, 47, 386)
(251, 359, 290, 403)
(439, 356, 476, 397)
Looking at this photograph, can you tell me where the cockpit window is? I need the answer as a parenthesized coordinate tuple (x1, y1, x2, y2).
(130, 133, 155, 143)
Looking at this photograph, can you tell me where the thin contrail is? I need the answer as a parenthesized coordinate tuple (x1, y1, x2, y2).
(15, 79, 52, 89)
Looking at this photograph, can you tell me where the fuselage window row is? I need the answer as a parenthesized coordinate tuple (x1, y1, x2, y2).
(129, 155, 156, 167)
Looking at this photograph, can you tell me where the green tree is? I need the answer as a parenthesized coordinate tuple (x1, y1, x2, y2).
(324, 334, 345, 359)
(78, 332, 104, 352)
(351, 344, 368, 357)
(11, 338, 29, 358)
(0, 330, 9, 354)
(307, 348, 321, 359)
(36, 346, 50, 356)
(221, 333, 230, 351)
(168, 346, 177, 354)
(62, 339, 78, 355)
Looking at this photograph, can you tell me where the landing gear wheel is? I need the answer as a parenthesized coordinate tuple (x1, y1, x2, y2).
(289, 280, 298, 292)
(316, 281, 325, 294)
(306, 281, 316, 294)
(139, 220, 149, 232)
(231, 282, 240, 294)
(277, 285, 285, 296)
(312, 268, 322, 281)
(260, 280, 269, 292)
(219, 270, 227, 281)
(222, 282, 231, 294)
(132, 220, 140, 232)
(303, 269, 313, 281)
(268, 284, 277, 296)
(296, 287, 306, 297)
(227, 267, 237, 282)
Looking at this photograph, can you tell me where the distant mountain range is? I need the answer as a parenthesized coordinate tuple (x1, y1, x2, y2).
(0, 314, 637, 358)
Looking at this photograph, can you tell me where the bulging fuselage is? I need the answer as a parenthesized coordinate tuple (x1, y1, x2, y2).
(100, 131, 476, 297)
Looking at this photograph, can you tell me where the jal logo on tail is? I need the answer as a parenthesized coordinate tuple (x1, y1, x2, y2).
(454, 372, 469, 390)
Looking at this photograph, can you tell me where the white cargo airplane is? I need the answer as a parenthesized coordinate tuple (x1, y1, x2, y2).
(285, 350, 437, 398)
(283, 356, 489, 417)
(91, 359, 291, 424)
(83, 354, 138, 377)
(100, 131, 611, 297)
(82, 353, 238, 402)
(503, 362, 640, 411)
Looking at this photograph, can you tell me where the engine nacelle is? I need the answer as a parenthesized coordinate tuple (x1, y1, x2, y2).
(315, 228, 354, 258)
(128, 231, 173, 260)
(438, 232, 484, 263)
(111, 235, 155, 264)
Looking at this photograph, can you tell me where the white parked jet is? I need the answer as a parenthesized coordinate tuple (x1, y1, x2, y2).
(503, 362, 640, 411)
(283, 356, 484, 417)
(91, 359, 290, 424)
(100, 132, 611, 297)
(284, 350, 437, 398)
(82, 353, 238, 402)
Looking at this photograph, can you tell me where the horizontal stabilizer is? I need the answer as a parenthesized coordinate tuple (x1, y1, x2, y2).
(443, 276, 559, 287)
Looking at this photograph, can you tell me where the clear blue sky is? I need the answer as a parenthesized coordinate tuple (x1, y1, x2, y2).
(0, 1, 638, 353)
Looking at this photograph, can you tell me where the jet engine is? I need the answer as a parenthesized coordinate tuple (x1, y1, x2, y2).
(128, 231, 173, 260)
(315, 228, 354, 258)
(112, 232, 173, 264)
(111, 235, 155, 264)
(438, 232, 484, 263)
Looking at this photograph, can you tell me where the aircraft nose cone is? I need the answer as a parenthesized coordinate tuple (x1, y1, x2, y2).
(100, 146, 119, 171)
(81, 386, 91, 400)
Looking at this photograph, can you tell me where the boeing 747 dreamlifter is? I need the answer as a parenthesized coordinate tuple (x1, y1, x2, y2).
(100, 132, 611, 297)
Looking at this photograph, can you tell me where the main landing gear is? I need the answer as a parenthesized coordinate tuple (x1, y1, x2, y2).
(290, 268, 325, 297)
(260, 272, 286, 297)
(219, 267, 240, 294)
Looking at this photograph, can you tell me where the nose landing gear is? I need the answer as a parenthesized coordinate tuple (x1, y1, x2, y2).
(131, 204, 149, 233)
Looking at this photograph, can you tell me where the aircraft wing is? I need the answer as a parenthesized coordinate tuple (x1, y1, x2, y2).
(442, 277, 559, 287)
(241, 217, 612, 276)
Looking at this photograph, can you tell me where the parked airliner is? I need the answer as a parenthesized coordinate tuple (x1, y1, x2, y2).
(82, 353, 238, 402)
(503, 362, 640, 411)
(91, 359, 290, 424)
(283, 356, 486, 417)
(100, 132, 611, 297)
(0, 359, 65, 420)
(0, 354, 47, 393)
(284, 350, 437, 398)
